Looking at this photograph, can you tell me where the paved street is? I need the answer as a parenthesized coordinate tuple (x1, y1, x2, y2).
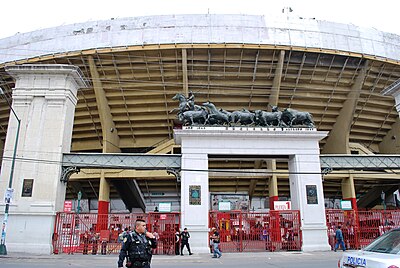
(0, 251, 343, 268)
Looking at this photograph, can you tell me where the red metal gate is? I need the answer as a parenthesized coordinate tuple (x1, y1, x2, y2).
(209, 210, 302, 252)
(147, 212, 180, 255)
(325, 209, 400, 250)
(52, 212, 180, 255)
(53, 209, 400, 255)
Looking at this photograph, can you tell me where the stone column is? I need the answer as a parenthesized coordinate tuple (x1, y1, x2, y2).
(267, 160, 279, 209)
(342, 174, 357, 211)
(289, 153, 331, 251)
(97, 171, 110, 231)
(180, 152, 209, 253)
(0, 64, 86, 254)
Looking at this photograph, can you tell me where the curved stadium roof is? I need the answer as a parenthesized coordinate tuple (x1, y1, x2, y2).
(0, 14, 399, 205)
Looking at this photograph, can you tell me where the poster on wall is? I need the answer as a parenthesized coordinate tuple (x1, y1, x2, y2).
(189, 185, 201, 205)
(21, 179, 34, 197)
(211, 193, 249, 211)
(306, 185, 318, 204)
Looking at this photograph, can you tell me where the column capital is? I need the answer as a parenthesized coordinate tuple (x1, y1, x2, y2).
(5, 64, 87, 89)
(6, 64, 87, 106)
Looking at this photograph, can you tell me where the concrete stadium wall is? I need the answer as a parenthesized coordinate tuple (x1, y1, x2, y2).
(1, 14, 400, 64)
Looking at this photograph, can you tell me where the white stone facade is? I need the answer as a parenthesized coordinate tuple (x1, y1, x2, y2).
(0, 65, 86, 254)
(174, 126, 330, 252)
(0, 14, 399, 64)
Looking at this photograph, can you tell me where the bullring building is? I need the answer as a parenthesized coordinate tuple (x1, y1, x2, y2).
(0, 14, 400, 254)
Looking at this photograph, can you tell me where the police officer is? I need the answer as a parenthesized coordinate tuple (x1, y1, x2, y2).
(122, 219, 157, 268)
(174, 231, 180, 255)
(180, 228, 193, 255)
(117, 227, 130, 267)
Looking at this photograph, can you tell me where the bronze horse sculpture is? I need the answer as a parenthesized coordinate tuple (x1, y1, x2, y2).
(171, 92, 209, 125)
(202, 101, 230, 125)
(170, 93, 191, 114)
(170, 92, 315, 128)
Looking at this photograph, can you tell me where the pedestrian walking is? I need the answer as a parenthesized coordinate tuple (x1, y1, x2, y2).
(334, 225, 346, 252)
(180, 228, 193, 255)
(174, 231, 180, 255)
(211, 227, 222, 258)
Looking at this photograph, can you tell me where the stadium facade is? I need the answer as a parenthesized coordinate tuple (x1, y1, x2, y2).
(0, 14, 400, 253)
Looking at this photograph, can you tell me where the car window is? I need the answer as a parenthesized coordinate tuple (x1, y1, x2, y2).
(364, 229, 400, 255)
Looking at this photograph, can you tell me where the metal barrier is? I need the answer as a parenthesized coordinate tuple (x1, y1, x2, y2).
(326, 209, 400, 250)
(326, 209, 359, 250)
(209, 210, 302, 252)
(53, 209, 400, 255)
(147, 212, 180, 255)
(52, 212, 180, 255)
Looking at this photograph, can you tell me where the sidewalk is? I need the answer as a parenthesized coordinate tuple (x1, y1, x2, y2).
(0, 251, 344, 268)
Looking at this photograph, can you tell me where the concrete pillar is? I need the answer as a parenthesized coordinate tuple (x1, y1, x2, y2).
(180, 153, 209, 253)
(88, 56, 120, 228)
(289, 153, 331, 251)
(342, 174, 357, 211)
(97, 171, 110, 231)
(267, 160, 279, 210)
(0, 64, 86, 254)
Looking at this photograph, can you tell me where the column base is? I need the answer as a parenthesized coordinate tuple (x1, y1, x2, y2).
(301, 225, 331, 252)
(182, 227, 209, 254)
(3, 213, 55, 255)
(1, 213, 55, 255)
(6, 242, 52, 254)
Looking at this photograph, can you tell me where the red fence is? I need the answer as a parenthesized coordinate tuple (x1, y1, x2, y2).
(53, 209, 400, 255)
(52, 212, 180, 255)
(326, 209, 400, 250)
(209, 210, 302, 252)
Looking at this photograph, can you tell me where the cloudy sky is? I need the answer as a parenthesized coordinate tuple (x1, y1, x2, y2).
(0, 0, 399, 38)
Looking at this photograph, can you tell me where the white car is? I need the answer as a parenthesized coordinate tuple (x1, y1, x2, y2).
(338, 228, 400, 268)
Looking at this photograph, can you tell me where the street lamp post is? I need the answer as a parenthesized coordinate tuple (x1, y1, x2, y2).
(0, 87, 21, 255)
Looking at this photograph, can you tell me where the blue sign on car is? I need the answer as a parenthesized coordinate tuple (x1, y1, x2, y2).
(346, 256, 367, 266)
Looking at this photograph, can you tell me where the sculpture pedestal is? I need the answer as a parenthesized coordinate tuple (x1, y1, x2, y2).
(175, 126, 330, 252)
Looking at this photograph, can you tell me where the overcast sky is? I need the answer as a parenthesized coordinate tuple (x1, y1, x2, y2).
(1, 0, 399, 39)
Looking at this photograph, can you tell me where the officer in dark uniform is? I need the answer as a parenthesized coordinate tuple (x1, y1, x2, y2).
(121, 219, 157, 268)
(180, 228, 193, 255)
(174, 231, 180, 255)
